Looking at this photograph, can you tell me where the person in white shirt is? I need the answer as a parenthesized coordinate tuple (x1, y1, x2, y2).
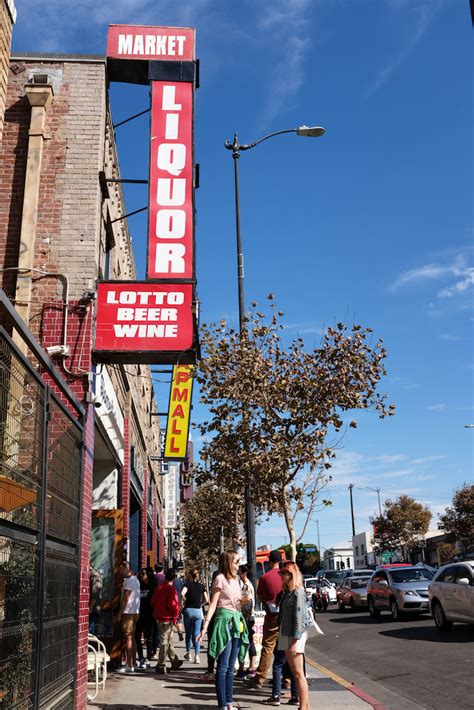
(117, 561, 141, 672)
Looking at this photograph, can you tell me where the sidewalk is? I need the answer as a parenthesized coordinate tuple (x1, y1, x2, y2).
(87, 638, 377, 710)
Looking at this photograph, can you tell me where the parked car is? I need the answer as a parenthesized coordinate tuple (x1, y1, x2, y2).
(367, 565, 434, 620)
(337, 575, 372, 610)
(304, 577, 319, 602)
(429, 560, 474, 631)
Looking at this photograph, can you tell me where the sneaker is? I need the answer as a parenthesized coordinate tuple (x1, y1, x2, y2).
(170, 658, 184, 671)
(155, 665, 166, 675)
(246, 677, 264, 690)
(245, 670, 256, 680)
(116, 664, 134, 674)
(287, 697, 299, 705)
(236, 669, 246, 679)
(262, 697, 281, 706)
(198, 672, 215, 682)
(184, 652, 191, 661)
(178, 632, 184, 641)
(136, 658, 149, 669)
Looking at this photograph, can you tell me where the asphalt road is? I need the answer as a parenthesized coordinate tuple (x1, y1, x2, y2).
(305, 605, 473, 710)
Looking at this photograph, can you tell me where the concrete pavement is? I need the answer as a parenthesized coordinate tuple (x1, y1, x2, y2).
(87, 636, 379, 710)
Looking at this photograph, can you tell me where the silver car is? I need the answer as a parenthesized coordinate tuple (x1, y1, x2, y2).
(367, 565, 434, 620)
(429, 560, 474, 631)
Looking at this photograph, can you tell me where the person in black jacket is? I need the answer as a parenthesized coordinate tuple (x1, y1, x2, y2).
(135, 568, 157, 669)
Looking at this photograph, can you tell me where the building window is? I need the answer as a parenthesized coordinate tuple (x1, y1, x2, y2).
(355, 546, 359, 557)
(361, 544, 365, 554)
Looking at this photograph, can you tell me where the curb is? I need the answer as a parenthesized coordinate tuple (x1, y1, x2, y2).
(305, 657, 389, 710)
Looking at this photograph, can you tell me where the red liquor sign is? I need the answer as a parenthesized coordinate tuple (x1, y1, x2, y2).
(107, 25, 195, 61)
(147, 81, 194, 280)
(94, 282, 195, 363)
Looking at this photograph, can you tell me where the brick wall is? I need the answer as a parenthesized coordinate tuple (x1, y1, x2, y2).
(141, 468, 148, 568)
(122, 417, 130, 543)
(0, 54, 164, 702)
(74, 402, 94, 709)
(0, 0, 15, 140)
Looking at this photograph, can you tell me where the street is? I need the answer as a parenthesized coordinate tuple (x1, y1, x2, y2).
(306, 606, 473, 710)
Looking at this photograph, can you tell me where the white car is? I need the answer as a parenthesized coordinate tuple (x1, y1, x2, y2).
(429, 560, 474, 630)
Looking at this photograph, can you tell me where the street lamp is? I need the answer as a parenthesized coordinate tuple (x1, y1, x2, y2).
(225, 124, 325, 584)
(358, 486, 382, 517)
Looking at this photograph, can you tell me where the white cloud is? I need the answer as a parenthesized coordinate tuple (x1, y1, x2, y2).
(411, 454, 448, 465)
(365, 0, 444, 97)
(389, 252, 474, 301)
(426, 403, 446, 412)
(256, 0, 313, 127)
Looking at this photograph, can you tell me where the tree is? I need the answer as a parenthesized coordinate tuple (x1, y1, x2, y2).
(196, 298, 394, 561)
(371, 495, 432, 561)
(181, 481, 244, 578)
(439, 483, 474, 554)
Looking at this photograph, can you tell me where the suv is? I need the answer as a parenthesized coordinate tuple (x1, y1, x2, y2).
(429, 560, 474, 631)
(367, 565, 434, 620)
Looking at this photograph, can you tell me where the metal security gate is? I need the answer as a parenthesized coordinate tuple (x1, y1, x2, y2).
(0, 294, 84, 710)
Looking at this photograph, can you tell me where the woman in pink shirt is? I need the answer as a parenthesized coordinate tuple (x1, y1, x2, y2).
(197, 551, 248, 710)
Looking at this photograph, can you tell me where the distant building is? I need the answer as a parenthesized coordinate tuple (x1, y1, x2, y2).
(352, 531, 375, 568)
(324, 545, 354, 570)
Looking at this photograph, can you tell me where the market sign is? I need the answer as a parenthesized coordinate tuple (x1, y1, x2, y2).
(107, 25, 195, 61)
(164, 365, 194, 460)
(94, 282, 195, 364)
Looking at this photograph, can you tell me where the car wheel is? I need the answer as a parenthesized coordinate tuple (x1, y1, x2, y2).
(350, 598, 356, 611)
(390, 598, 400, 620)
(368, 597, 380, 618)
(338, 601, 345, 611)
(432, 600, 452, 631)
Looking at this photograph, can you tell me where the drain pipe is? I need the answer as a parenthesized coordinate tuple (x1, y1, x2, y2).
(13, 81, 53, 351)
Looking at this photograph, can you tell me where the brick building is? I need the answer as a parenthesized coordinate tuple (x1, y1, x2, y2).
(0, 53, 166, 708)
(0, 0, 16, 138)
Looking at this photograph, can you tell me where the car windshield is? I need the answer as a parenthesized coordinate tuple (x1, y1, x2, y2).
(390, 568, 434, 583)
(324, 571, 345, 583)
(351, 578, 371, 588)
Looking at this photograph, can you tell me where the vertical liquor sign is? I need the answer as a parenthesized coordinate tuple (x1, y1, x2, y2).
(95, 25, 198, 365)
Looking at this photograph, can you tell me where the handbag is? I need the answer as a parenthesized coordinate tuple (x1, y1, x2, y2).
(305, 605, 324, 636)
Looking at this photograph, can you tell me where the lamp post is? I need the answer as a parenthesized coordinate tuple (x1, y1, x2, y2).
(358, 486, 382, 517)
(225, 124, 325, 584)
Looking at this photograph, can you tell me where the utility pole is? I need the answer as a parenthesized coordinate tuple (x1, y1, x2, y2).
(348, 484, 356, 537)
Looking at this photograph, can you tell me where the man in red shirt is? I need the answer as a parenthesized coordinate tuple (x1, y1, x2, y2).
(151, 568, 183, 674)
(248, 550, 283, 688)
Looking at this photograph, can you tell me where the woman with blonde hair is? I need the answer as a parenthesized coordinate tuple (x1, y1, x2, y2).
(277, 561, 310, 709)
(182, 567, 209, 663)
(197, 551, 248, 710)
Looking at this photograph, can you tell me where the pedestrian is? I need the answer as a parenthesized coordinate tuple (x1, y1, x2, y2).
(237, 564, 257, 679)
(154, 563, 166, 587)
(277, 561, 310, 710)
(247, 550, 283, 689)
(117, 561, 141, 673)
(173, 572, 185, 641)
(197, 551, 249, 710)
(182, 567, 209, 664)
(151, 568, 184, 674)
(135, 568, 156, 670)
(198, 569, 219, 682)
(262, 587, 299, 706)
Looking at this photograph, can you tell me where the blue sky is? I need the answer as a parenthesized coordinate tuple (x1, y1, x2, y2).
(12, 0, 472, 554)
